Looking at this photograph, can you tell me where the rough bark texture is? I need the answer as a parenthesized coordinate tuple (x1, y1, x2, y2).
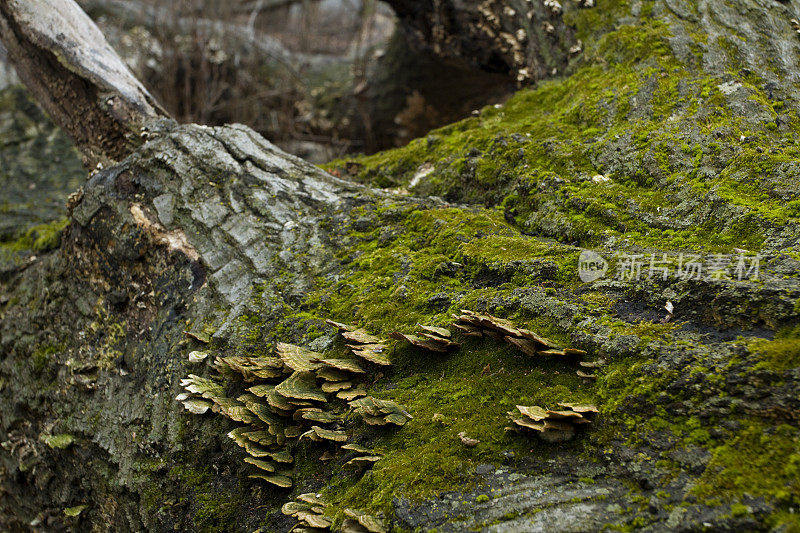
(0, 120, 384, 530)
(0, 0, 168, 167)
(2, 0, 800, 532)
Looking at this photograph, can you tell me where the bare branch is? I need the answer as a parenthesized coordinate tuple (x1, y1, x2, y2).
(0, 0, 170, 167)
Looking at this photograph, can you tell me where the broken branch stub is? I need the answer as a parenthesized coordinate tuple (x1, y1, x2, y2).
(0, 0, 170, 166)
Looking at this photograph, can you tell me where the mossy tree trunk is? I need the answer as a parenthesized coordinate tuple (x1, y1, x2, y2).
(2, 0, 800, 532)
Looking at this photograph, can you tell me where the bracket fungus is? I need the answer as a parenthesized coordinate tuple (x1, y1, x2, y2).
(337, 384, 367, 401)
(316, 358, 366, 374)
(390, 323, 460, 353)
(183, 329, 211, 344)
(452, 310, 589, 363)
(249, 472, 293, 488)
(180, 374, 225, 399)
(177, 374, 227, 414)
(321, 380, 354, 393)
(317, 367, 352, 382)
(299, 425, 348, 443)
(325, 319, 356, 332)
(277, 343, 326, 373)
(276, 371, 328, 403)
(508, 403, 598, 442)
(243, 456, 280, 473)
(177, 396, 212, 414)
(343, 509, 388, 533)
(341, 329, 383, 345)
(177, 318, 410, 494)
(327, 319, 392, 366)
(282, 493, 336, 531)
(294, 408, 340, 424)
(350, 396, 412, 426)
(215, 355, 287, 381)
(344, 455, 383, 468)
(341, 443, 378, 454)
(342, 443, 383, 469)
(187, 350, 208, 363)
(348, 344, 392, 366)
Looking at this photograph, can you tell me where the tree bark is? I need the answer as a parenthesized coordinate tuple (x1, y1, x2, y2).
(384, 0, 800, 88)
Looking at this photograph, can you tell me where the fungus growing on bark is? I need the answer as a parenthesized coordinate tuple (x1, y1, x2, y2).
(350, 396, 412, 426)
(507, 403, 598, 442)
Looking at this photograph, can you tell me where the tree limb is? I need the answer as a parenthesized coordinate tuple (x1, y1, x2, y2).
(0, 0, 169, 167)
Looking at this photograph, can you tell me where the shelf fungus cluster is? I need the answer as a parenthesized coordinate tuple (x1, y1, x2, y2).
(342, 443, 383, 469)
(452, 310, 597, 378)
(507, 403, 599, 442)
(282, 493, 388, 533)
(177, 321, 412, 490)
(453, 309, 583, 356)
(349, 397, 412, 427)
(389, 324, 460, 353)
(281, 493, 331, 531)
(327, 319, 392, 366)
(577, 360, 600, 380)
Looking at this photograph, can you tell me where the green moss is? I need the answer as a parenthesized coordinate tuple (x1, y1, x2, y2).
(218, 203, 604, 518)
(323, 14, 800, 256)
(169, 465, 244, 532)
(236, 189, 784, 522)
(187, 5, 800, 528)
(749, 325, 800, 372)
(31, 343, 64, 373)
(730, 503, 749, 517)
(87, 301, 127, 370)
(303, 205, 583, 335)
(63, 504, 88, 517)
(693, 421, 800, 525)
(325, 338, 594, 515)
(0, 217, 69, 252)
(40, 433, 75, 449)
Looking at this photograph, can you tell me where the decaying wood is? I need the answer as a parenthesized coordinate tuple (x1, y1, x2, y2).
(0, 0, 169, 167)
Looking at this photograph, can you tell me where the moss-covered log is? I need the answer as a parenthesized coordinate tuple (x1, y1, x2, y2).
(2, 0, 800, 531)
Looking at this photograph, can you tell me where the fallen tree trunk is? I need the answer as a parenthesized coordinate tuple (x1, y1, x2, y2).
(2, 0, 800, 531)
(385, 0, 800, 88)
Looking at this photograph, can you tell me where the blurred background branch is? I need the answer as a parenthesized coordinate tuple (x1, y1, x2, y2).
(0, 0, 512, 163)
